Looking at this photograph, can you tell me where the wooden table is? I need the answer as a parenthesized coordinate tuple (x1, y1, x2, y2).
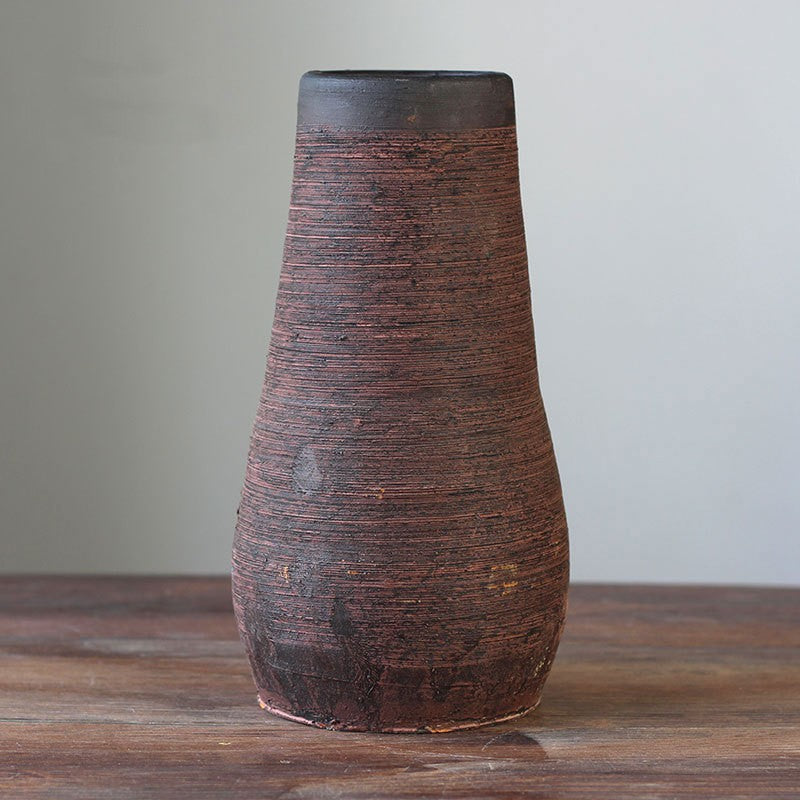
(1, 577, 798, 798)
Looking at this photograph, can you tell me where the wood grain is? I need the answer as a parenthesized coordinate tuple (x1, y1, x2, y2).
(1, 577, 798, 798)
(234, 71, 568, 732)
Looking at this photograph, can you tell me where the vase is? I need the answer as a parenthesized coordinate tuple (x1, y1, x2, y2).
(232, 71, 569, 733)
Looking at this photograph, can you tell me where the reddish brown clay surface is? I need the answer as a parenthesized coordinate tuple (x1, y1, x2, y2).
(232, 72, 569, 732)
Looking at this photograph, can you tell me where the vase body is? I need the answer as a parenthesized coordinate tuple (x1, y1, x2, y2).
(232, 71, 569, 733)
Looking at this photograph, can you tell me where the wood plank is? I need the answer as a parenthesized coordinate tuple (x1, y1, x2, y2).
(1, 577, 798, 798)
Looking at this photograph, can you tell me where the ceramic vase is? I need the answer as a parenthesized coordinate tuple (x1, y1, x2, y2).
(232, 71, 569, 733)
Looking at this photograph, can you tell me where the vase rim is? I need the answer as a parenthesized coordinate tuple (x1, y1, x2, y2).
(303, 70, 510, 81)
(298, 71, 515, 131)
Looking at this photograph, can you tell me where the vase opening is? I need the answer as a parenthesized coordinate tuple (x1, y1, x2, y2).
(303, 70, 509, 80)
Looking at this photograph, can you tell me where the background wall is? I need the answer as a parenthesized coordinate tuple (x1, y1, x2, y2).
(1, 1, 798, 583)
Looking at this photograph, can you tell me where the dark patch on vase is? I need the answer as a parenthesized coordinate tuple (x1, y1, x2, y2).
(430, 666, 455, 703)
(330, 596, 354, 640)
(291, 444, 322, 494)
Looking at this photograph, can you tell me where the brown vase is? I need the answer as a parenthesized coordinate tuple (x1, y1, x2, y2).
(232, 71, 569, 733)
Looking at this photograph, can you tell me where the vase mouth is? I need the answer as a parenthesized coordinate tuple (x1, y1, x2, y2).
(298, 71, 515, 131)
(303, 70, 510, 81)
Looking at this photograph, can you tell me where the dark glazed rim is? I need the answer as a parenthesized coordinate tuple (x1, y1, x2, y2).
(298, 70, 515, 131)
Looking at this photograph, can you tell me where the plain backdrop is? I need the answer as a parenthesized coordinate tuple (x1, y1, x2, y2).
(1, 1, 798, 583)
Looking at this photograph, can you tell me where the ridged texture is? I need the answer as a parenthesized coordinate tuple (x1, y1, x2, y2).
(233, 86, 568, 732)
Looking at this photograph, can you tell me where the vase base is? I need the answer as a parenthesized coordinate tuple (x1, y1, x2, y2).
(256, 693, 540, 734)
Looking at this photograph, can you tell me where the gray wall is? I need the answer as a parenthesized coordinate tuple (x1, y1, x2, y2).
(1, 1, 798, 583)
